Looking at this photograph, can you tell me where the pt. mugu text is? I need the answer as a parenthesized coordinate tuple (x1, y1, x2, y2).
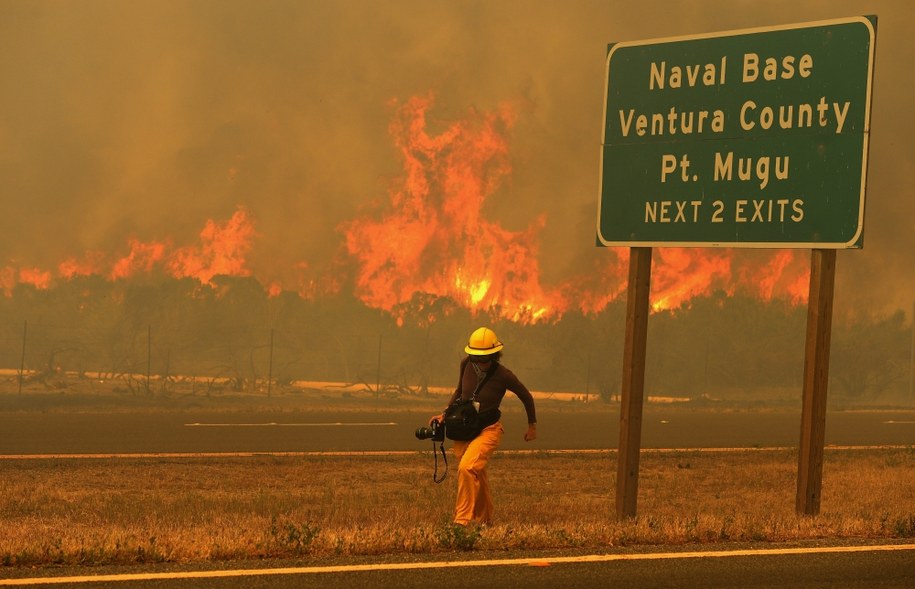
(661, 151, 790, 189)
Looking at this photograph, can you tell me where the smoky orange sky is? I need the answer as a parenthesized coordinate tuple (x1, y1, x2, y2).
(1, 0, 912, 320)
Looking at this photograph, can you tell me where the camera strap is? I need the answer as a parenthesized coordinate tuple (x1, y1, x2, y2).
(469, 361, 497, 403)
(432, 440, 447, 483)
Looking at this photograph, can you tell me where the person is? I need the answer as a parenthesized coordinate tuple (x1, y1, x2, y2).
(430, 326, 537, 527)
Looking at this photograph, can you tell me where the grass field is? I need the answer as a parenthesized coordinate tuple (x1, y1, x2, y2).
(1, 447, 913, 567)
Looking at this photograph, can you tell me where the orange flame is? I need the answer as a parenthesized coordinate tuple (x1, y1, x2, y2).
(18, 267, 52, 290)
(168, 208, 255, 283)
(341, 94, 810, 323)
(342, 94, 561, 323)
(1, 94, 812, 322)
(0, 265, 53, 294)
(739, 250, 809, 304)
(109, 239, 167, 280)
(0, 267, 14, 296)
(1, 207, 257, 294)
(649, 249, 732, 312)
(58, 251, 106, 279)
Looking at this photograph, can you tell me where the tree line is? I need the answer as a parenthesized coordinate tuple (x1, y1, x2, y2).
(0, 275, 910, 405)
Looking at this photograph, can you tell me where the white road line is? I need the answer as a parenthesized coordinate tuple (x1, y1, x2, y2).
(2, 544, 913, 586)
(0, 451, 419, 460)
(183, 422, 399, 427)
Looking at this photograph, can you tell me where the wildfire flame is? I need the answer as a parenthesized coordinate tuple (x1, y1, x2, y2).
(341, 94, 809, 322)
(1, 207, 256, 295)
(168, 209, 255, 283)
(341, 94, 561, 324)
(648, 249, 732, 313)
(109, 240, 167, 281)
(1, 93, 811, 322)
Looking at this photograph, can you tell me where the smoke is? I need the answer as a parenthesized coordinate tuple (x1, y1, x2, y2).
(0, 0, 912, 315)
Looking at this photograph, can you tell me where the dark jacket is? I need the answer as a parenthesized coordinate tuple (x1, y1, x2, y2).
(447, 357, 537, 424)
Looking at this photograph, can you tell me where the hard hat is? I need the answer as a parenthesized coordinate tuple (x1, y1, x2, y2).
(464, 327, 504, 355)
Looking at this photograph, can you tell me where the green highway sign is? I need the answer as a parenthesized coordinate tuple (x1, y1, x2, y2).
(596, 16, 876, 248)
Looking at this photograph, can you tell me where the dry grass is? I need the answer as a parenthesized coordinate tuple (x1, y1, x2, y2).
(1, 448, 913, 567)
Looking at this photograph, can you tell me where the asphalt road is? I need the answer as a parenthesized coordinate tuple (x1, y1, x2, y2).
(3, 545, 914, 588)
(0, 407, 912, 455)
(1, 404, 912, 588)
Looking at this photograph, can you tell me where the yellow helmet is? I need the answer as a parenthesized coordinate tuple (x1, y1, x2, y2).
(464, 327, 504, 355)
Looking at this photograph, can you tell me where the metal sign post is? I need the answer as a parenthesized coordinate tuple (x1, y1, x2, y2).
(616, 247, 652, 519)
(797, 249, 836, 515)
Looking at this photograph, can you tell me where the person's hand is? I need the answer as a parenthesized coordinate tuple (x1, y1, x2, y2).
(429, 412, 445, 426)
(524, 423, 537, 442)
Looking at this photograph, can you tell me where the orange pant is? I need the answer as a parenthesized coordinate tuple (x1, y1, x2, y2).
(451, 422, 504, 526)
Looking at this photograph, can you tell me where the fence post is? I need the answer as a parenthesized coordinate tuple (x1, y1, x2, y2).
(267, 328, 275, 397)
(376, 333, 383, 397)
(146, 325, 151, 395)
(18, 320, 27, 394)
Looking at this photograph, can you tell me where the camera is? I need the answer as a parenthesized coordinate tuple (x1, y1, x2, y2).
(415, 418, 444, 442)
